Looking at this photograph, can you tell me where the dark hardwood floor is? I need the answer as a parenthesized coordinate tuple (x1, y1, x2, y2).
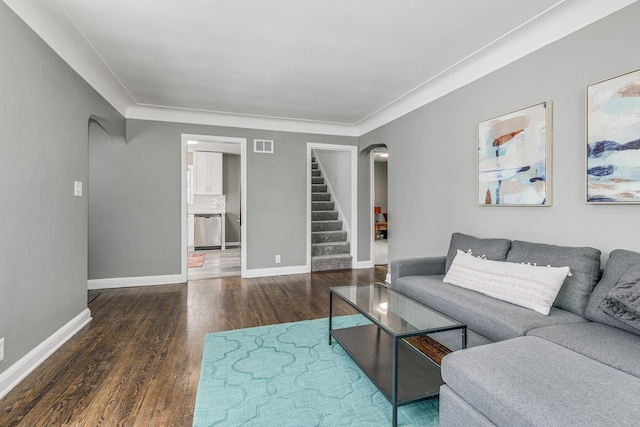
(0, 267, 387, 427)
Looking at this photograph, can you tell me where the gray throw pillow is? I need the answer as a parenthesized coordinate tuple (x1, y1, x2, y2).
(445, 232, 511, 273)
(506, 240, 601, 316)
(599, 265, 640, 331)
(585, 249, 640, 337)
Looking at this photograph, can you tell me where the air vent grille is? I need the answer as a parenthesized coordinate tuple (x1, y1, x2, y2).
(254, 139, 274, 153)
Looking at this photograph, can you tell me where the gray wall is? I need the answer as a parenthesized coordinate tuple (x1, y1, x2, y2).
(314, 149, 352, 235)
(89, 122, 178, 279)
(374, 161, 388, 214)
(359, 2, 640, 265)
(223, 153, 241, 243)
(357, 151, 373, 262)
(0, 3, 124, 373)
(88, 119, 357, 275)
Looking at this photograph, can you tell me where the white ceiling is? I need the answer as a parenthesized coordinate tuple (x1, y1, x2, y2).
(4, 0, 637, 135)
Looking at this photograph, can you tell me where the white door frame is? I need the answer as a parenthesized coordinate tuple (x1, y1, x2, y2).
(369, 152, 375, 268)
(306, 143, 358, 271)
(181, 133, 248, 280)
(369, 146, 390, 282)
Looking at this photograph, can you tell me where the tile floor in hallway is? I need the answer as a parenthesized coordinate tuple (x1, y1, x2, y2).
(188, 247, 241, 280)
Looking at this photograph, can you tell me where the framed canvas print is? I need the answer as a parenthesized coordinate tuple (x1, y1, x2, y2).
(478, 101, 552, 206)
(587, 68, 640, 204)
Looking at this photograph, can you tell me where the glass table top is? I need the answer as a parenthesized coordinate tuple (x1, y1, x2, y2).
(331, 283, 464, 337)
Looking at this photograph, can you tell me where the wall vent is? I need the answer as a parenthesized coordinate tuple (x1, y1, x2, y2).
(254, 139, 274, 153)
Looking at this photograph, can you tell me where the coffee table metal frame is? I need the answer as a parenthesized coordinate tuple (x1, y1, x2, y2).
(329, 283, 467, 427)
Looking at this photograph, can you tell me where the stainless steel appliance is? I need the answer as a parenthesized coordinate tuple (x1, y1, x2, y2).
(194, 214, 222, 248)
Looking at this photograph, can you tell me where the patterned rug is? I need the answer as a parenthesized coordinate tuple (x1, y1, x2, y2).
(193, 315, 439, 426)
(188, 253, 206, 268)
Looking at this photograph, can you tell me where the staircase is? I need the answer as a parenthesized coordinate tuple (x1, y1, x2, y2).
(311, 154, 353, 272)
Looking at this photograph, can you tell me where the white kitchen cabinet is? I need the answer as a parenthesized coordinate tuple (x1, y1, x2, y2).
(193, 151, 223, 194)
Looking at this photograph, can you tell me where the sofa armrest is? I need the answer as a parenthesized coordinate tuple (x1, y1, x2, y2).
(390, 256, 447, 286)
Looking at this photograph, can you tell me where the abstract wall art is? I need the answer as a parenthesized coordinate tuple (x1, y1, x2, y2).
(478, 101, 552, 206)
(587, 68, 640, 204)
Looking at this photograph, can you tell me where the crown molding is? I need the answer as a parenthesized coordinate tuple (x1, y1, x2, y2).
(126, 105, 360, 136)
(5, 0, 637, 137)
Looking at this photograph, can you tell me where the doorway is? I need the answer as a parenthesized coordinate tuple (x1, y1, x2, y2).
(181, 134, 247, 280)
(372, 146, 388, 267)
(306, 143, 358, 272)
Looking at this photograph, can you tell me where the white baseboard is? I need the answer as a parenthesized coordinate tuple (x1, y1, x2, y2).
(0, 308, 92, 400)
(225, 242, 241, 247)
(243, 265, 309, 279)
(88, 273, 186, 290)
(386, 273, 391, 284)
(355, 260, 374, 269)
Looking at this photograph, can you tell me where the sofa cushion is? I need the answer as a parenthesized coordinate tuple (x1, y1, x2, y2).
(441, 336, 640, 427)
(585, 249, 640, 336)
(505, 240, 601, 316)
(527, 322, 640, 378)
(445, 233, 511, 273)
(444, 250, 570, 315)
(395, 275, 586, 342)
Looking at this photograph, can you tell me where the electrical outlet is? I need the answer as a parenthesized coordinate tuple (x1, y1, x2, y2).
(275, 255, 281, 264)
(0, 338, 4, 362)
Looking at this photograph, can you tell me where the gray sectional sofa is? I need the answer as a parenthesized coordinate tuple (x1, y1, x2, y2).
(390, 233, 640, 427)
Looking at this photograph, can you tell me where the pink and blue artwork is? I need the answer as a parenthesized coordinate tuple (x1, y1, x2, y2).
(478, 102, 552, 206)
(587, 69, 640, 203)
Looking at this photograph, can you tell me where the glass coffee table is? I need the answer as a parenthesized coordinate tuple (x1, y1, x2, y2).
(329, 283, 467, 427)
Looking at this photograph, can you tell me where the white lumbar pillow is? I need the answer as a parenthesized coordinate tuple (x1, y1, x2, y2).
(443, 250, 570, 315)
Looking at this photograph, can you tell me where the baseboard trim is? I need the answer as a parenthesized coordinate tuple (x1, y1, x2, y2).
(0, 308, 92, 400)
(355, 260, 374, 269)
(88, 273, 186, 290)
(243, 265, 309, 279)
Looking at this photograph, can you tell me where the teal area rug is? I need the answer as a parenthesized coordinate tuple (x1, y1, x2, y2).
(193, 315, 439, 426)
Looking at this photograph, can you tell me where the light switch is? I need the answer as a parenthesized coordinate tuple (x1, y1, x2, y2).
(74, 181, 83, 197)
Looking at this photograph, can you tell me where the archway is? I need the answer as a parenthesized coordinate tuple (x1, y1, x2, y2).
(360, 143, 389, 273)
